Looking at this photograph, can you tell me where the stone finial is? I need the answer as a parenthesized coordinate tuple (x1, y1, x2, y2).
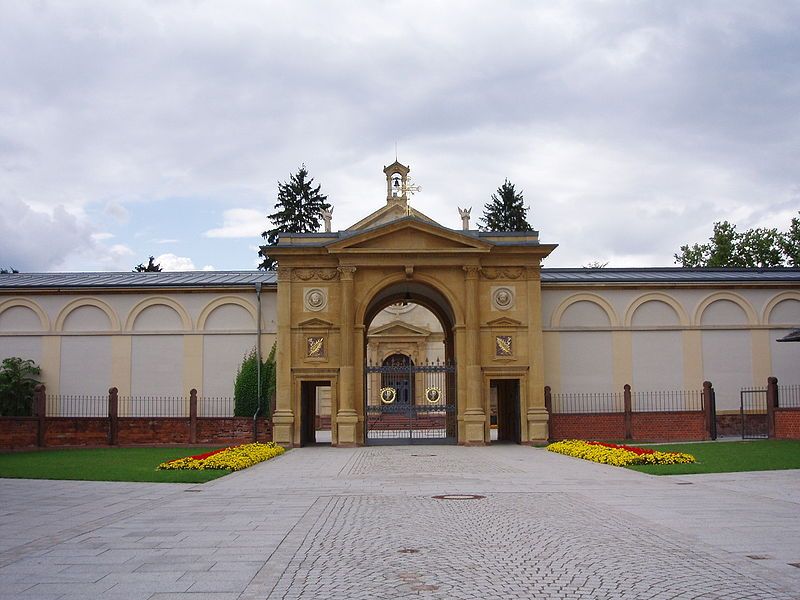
(320, 207, 333, 232)
(458, 207, 471, 231)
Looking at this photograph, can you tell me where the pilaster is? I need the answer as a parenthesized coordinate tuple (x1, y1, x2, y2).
(273, 266, 295, 446)
(462, 265, 485, 445)
(335, 266, 359, 446)
(525, 265, 548, 444)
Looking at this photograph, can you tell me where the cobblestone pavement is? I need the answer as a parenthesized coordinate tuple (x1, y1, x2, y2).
(0, 445, 798, 599)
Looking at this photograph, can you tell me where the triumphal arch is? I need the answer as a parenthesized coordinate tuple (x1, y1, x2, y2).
(266, 161, 556, 447)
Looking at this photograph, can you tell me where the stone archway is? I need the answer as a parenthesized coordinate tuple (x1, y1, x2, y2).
(266, 160, 556, 448)
(362, 280, 459, 445)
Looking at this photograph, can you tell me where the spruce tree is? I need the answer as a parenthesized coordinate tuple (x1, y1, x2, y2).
(478, 179, 533, 232)
(258, 165, 331, 270)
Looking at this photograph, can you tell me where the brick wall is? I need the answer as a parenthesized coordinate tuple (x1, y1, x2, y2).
(0, 418, 38, 449)
(45, 418, 110, 446)
(631, 411, 707, 441)
(549, 413, 626, 441)
(0, 417, 272, 449)
(549, 412, 708, 442)
(775, 408, 800, 439)
(196, 418, 272, 444)
(117, 418, 190, 445)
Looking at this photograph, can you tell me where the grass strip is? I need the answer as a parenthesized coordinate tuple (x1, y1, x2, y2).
(626, 439, 800, 475)
(0, 447, 231, 483)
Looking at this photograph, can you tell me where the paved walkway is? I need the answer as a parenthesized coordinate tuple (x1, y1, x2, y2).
(0, 445, 798, 599)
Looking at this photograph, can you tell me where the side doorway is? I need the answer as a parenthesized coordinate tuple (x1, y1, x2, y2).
(300, 380, 332, 446)
(491, 379, 521, 444)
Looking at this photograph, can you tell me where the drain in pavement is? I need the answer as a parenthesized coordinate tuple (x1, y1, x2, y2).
(432, 494, 485, 501)
(410, 454, 437, 457)
(675, 482, 693, 485)
(746, 555, 771, 560)
(397, 548, 420, 554)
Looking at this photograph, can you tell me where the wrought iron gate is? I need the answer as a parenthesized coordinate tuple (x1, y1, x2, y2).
(740, 388, 768, 439)
(365, 359, 457, 444)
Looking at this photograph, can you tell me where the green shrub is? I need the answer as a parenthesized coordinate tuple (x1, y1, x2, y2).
(0, 357, 41, 416)
(233, 343, 276, 417)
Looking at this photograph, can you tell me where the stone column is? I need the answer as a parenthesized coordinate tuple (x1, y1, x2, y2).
(335, 266, 359, 446)
(526, 265, 549, 444)
(272, 267, 295, 446)
(462, 265, 485, 444)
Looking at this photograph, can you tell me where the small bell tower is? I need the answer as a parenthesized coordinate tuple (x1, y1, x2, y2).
(383, 160, 411, 209)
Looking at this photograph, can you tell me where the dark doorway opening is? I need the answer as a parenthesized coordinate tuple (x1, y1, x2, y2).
(382, 353, 414, 405)
(300, 380, 331, 446)
(492, 379, 521, 444)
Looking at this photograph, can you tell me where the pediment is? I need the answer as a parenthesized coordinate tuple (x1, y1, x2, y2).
(328, 218, 492, 254)
(295, 317, 335, 329)
(369, 320, 431, 337)
(485, 316, 522, 328)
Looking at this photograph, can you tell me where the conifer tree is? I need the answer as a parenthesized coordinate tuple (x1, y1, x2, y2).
(258, 165, 331, 270)
(478, 179, 533, 232)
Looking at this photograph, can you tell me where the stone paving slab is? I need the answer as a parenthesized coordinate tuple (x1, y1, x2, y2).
(0, 445, 798, 598)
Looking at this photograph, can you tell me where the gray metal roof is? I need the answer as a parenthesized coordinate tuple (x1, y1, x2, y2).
(0, 267, 797, 290)
(540, 267, 800, 283)
(0, 271, 276, 289)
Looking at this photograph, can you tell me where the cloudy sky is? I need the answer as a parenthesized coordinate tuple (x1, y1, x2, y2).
(1, 1, 798, 272)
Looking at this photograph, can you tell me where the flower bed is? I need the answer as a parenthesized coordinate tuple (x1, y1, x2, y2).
(547, 439, 695, 466)
(157, 442, 285, 471)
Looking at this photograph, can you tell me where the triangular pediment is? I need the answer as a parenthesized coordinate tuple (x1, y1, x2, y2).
(295, 317, 335, 329)
(486, 316, 523, 328)
(348, 203, 437, 231)
(369, 320, 431, 337)
(328, 217, 492, 254)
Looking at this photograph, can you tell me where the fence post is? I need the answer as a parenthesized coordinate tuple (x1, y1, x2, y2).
(189, 389, 197, 444)
(703, 381, 717, 440)
(544, 386, 552, 414)
(623, 384, 632, 440)
(34, 384, 46, 448)
(766, 376, 778, 439)
(108, 387, 118, 446)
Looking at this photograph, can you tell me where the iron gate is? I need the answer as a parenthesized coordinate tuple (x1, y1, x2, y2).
(365, 359, 457, 444)
(740, 388, 768, 439)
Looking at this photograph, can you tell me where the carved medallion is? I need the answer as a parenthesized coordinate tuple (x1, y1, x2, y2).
(307, 336, 325, 358)
(495, 335, 513, 357)
(492, 286, 514, 310)
(304, 288, 327, 312)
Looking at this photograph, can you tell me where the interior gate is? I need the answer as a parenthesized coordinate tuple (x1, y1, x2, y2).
(740, 388, 768, 439)
(365, 359, 457, 444)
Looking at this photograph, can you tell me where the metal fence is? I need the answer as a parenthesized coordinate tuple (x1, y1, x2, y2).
(47, 395, 107, 417)
(778, 384, 800, 408)
(198, 397, 236, 417)
(551, 389, 703, 414)
(551, 392, 624, 414)
(43, 395, 235, 418)
(632, 389, 703, 412)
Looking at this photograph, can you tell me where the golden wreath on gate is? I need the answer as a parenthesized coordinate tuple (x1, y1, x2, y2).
(380, 386, 396, 404)
(425, 386, 441, 403)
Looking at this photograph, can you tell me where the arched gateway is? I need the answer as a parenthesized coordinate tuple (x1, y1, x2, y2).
(266, 161, 556, 447)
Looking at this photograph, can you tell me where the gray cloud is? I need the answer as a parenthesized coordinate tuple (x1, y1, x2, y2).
(0, 200, 94, 271)
(0, 1, 798, 270)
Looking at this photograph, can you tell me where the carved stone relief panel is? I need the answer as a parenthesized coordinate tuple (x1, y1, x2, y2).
(304, 287, 327, 312)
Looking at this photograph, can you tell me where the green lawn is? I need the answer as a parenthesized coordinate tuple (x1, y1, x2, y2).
(0, 447, 231, 483)
(627, 439, 800, 475)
